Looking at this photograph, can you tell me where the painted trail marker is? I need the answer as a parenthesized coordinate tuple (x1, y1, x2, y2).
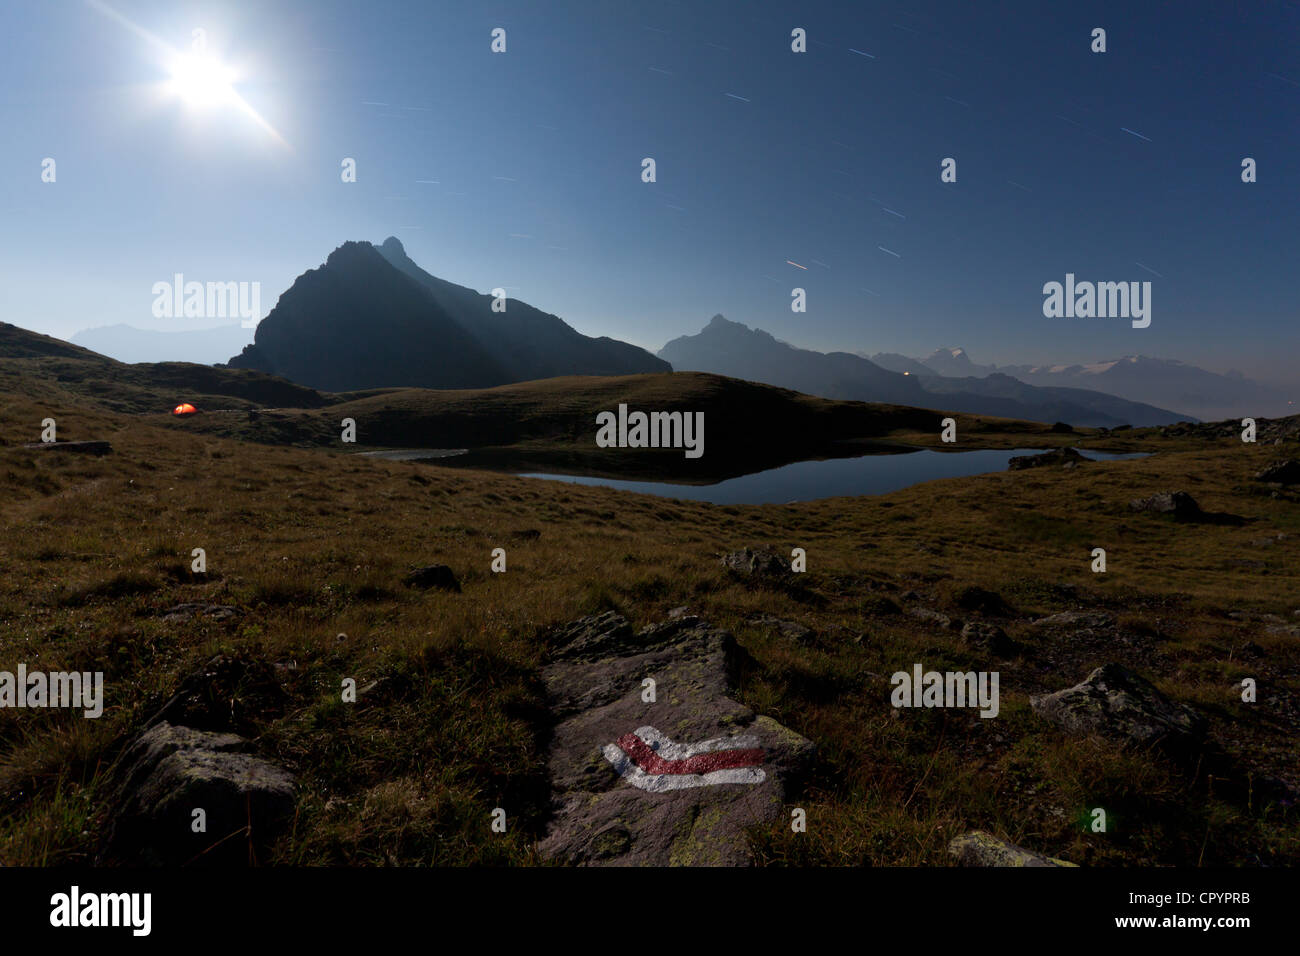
(603, 726, 766, 791)
(538, 612, 813, 865)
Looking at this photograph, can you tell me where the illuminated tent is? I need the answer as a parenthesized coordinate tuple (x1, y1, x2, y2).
(172, 403, 197, 416)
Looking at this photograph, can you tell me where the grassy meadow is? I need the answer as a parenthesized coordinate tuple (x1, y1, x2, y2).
(0, 351, 1298, 866)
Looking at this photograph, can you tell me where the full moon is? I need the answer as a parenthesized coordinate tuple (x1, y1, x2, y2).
(165, 52, 237, 108)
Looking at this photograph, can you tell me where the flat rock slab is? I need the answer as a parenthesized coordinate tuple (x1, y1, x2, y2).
(538, 612, 813, 866)
(23, 440, 112, 455)
(1030, 663, 1205, 755)
(1033, 610, 1115, 630)
(949, 831, 1077, 867)
(159, 603, 240, 623)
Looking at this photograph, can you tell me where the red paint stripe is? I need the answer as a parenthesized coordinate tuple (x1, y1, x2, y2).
(616, 733, 764, 775)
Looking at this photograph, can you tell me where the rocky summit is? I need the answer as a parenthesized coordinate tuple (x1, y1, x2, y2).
(538, 612, 814, 865)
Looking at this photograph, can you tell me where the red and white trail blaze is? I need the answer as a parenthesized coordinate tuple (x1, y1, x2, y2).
(603, 726, 766, 791)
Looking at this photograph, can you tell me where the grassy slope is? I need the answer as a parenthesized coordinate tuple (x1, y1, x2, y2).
(0, 349, 1297, 866)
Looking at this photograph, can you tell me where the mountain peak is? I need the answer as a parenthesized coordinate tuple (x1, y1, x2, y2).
(707, 313, 741, 329)
(380, 236, 406, 256)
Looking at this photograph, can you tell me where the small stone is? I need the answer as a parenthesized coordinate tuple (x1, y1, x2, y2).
(403, 564, 461, 592)
(961, 621, 1015, 656)
(908, 607, 961, 631)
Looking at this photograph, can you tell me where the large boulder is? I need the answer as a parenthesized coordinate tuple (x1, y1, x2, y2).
(538, 613, 814, 865)
(100, 722, 295, 865)
(1128, 491, 1203, 520)
(1029, 663, 1205, 754)
(949, 831, 1076, 867)
(720, 547, 791, 582)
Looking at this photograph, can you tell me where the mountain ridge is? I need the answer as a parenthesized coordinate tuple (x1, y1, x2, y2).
(226, 238, 669, 390)
(662, 316, 1193, 426)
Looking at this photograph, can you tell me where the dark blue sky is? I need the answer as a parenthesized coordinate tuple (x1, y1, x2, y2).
(4, 0, 1297, 382)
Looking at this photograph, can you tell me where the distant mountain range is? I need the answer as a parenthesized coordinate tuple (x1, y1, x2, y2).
(70, 323, 254, 365)
(224, 238, 669, 391)
(868, 348, 1291, 422)
(661, 316, 1193, 427)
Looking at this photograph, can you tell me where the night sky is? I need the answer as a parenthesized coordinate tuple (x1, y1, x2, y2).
(4, 0, 1297, 383)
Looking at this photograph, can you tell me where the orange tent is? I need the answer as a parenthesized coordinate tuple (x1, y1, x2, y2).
(172, 403, 197, 416)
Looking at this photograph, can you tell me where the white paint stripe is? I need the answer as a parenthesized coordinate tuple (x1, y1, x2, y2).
(602, 744, 767, 791)
(632, 726, 760, 759)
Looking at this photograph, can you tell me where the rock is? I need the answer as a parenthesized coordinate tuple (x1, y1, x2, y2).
(159, 603, 239, 624)
(667, 605, 692, 619)
(961, 621, 1015, 656)
(538, 613, 814, 866)
(402, 564, 461, 592)
(908, 607, 962, 631)
(1128, 491, 1203, 520)
(948, 831, 1077, 867)
(1008, 447, 1092, 470)
(720, 547, 791, 581)
(1265, 623, 1300, 638)
(1050, 422, 1075, 434)
(1254, 460, 1300, 485)
(23, 440, 112, 455)
(100, 722, 295, 865)
(749, 613, 816, 644)
(1033, 610, 1115, 629)
(1029, 663, 1205, 754)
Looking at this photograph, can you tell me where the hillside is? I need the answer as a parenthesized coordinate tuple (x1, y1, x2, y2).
(0, 322, 328, 414)
(167, 371, 1074, 482)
